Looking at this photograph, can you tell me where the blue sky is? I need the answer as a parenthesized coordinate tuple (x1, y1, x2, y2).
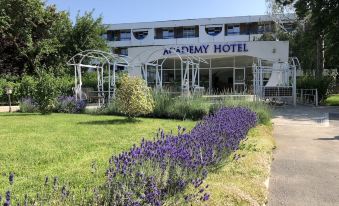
(46, 0, 267, 24)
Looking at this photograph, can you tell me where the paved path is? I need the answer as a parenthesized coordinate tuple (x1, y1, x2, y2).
(0, 105, 19, 112)
(268, 106, 339, 206)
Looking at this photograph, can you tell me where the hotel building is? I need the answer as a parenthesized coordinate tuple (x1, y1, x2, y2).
(103, 15, 297, 94)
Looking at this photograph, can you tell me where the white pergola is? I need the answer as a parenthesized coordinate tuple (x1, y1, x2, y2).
(253, 57, 299, 105)
(67, 50, 131, 106)
(138, 48, 209, 95)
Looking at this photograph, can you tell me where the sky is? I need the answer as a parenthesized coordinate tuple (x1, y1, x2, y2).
(46, 0, 268, 24)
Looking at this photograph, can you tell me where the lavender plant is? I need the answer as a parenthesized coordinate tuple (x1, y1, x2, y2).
(56, 96, 86, 113)
(102, 107, 257, 205)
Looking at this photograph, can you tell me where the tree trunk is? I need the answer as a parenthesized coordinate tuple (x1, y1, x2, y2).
(316, 35, 324, 77)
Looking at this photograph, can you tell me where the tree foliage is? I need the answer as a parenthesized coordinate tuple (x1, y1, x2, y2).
(0, 0, 108, 76)
(274, 0, 339, 73)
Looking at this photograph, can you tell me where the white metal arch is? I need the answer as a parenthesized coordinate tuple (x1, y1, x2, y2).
(135, 48, 208, 94)
(67, 50, 131, 106)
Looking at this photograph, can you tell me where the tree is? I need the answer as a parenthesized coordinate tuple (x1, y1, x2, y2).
(273, 0, 339, 75)
(0, 0, 108, 76)
(65, 11, 108, 57)
(0, 0, 72, 75)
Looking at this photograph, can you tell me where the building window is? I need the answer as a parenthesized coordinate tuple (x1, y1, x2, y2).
(120, 48, 128, 56)
(258, 22, 273, 34)
(205, 26, 222, 36)
(227, 24, 240, 35)
(133, 30, 148, 40)
(163, 28, 174, 39)
(183, 27, 196, 38)
(120, 31, 131, 41)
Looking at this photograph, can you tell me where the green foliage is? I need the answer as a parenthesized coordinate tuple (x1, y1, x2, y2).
(210, 99, 272, 125)
(275, 0, 339, 72)
(167, 96, 210, 120)
(0, 75, 20, 103)
(297, 75, 336, 102)
(151, 92, 210, 120)
(66, 11, 108, 55)
(0, 0, 108, 76)
(152, 92, 271, 123)
(152, 91, 174, 117)
(116, 75, 154, 118)
(325, 94, 339, 106)
(83, 72, 98, 89)
(19, 98, 38, 113)
(16, 75, 37, 98)
(33, 71, 60, 113)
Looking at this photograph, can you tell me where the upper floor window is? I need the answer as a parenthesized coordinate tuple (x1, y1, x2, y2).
(205, 25, 222, 36)
(163, 28, 174, 39)
(227, 24, 240, 35)
(258, 22, 273, 34)
(120, 30, 131, 41)
(133, 30, 148, 40)
(183, 26, 196, 38)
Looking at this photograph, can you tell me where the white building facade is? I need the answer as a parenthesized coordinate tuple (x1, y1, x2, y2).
(104, 15, 297, 95)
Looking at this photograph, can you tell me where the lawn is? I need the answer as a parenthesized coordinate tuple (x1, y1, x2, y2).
(0, 113, 195, 197)
(325, 94, 339, 106)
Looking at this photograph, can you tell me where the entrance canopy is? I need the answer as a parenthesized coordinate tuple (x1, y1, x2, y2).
(135, 48, 209, 94)
(67, 50, 131, 106)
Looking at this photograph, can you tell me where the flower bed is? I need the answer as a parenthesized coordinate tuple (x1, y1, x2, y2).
(1, 107, 257, 205)
(102, 107, 257, 205)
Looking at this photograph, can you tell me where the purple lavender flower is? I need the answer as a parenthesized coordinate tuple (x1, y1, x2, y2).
(103, 107, 257, 205)
(201, 193, 210, 201)
(9, 172, 14, 185)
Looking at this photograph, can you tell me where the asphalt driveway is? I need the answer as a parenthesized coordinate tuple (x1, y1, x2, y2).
(268, 106, 339, 206)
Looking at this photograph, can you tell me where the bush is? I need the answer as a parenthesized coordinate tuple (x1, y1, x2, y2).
(16, 75, 37, 98)
(56, 96, 86, 113)
(0, 77, 20, 104)
(297, 75, 336, 103)
(34, 72, 60, 114)
(116, 74, 154, 118)
(151, 93, 210, 120)
(168, 96, 209, 120)
(19, 97, 38, 113)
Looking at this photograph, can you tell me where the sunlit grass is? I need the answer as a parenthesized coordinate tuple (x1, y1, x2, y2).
(0, 113, 195, 197)
(325, 94, 339, 106)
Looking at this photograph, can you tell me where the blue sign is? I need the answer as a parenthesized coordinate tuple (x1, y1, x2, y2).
(163, 43, 248, 55)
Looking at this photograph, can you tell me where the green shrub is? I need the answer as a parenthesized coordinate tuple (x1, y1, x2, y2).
(17, 75, 37, 98)
(19, 98, 39, 113)
(0, 76, 20, 103)
(54, 75, 74, 96)
(82, 72, 98, 89)
(116, 74, 154, 118)
(297, 75, 336, 102)
(34, 72, 60, 114)
(168, 96, 210, 120)
(152, 91, 174, 118)
(210, 99, 272, 125)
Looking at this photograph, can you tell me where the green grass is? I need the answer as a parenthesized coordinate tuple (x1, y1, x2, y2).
(202, 125, 275, 206)
(325, 94, 339, 106)
(0, 113, 195, 197)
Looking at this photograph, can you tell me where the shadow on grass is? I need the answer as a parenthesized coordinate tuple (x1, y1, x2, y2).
(315, 136, 339, 141)
(78, 118, 141, 125)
